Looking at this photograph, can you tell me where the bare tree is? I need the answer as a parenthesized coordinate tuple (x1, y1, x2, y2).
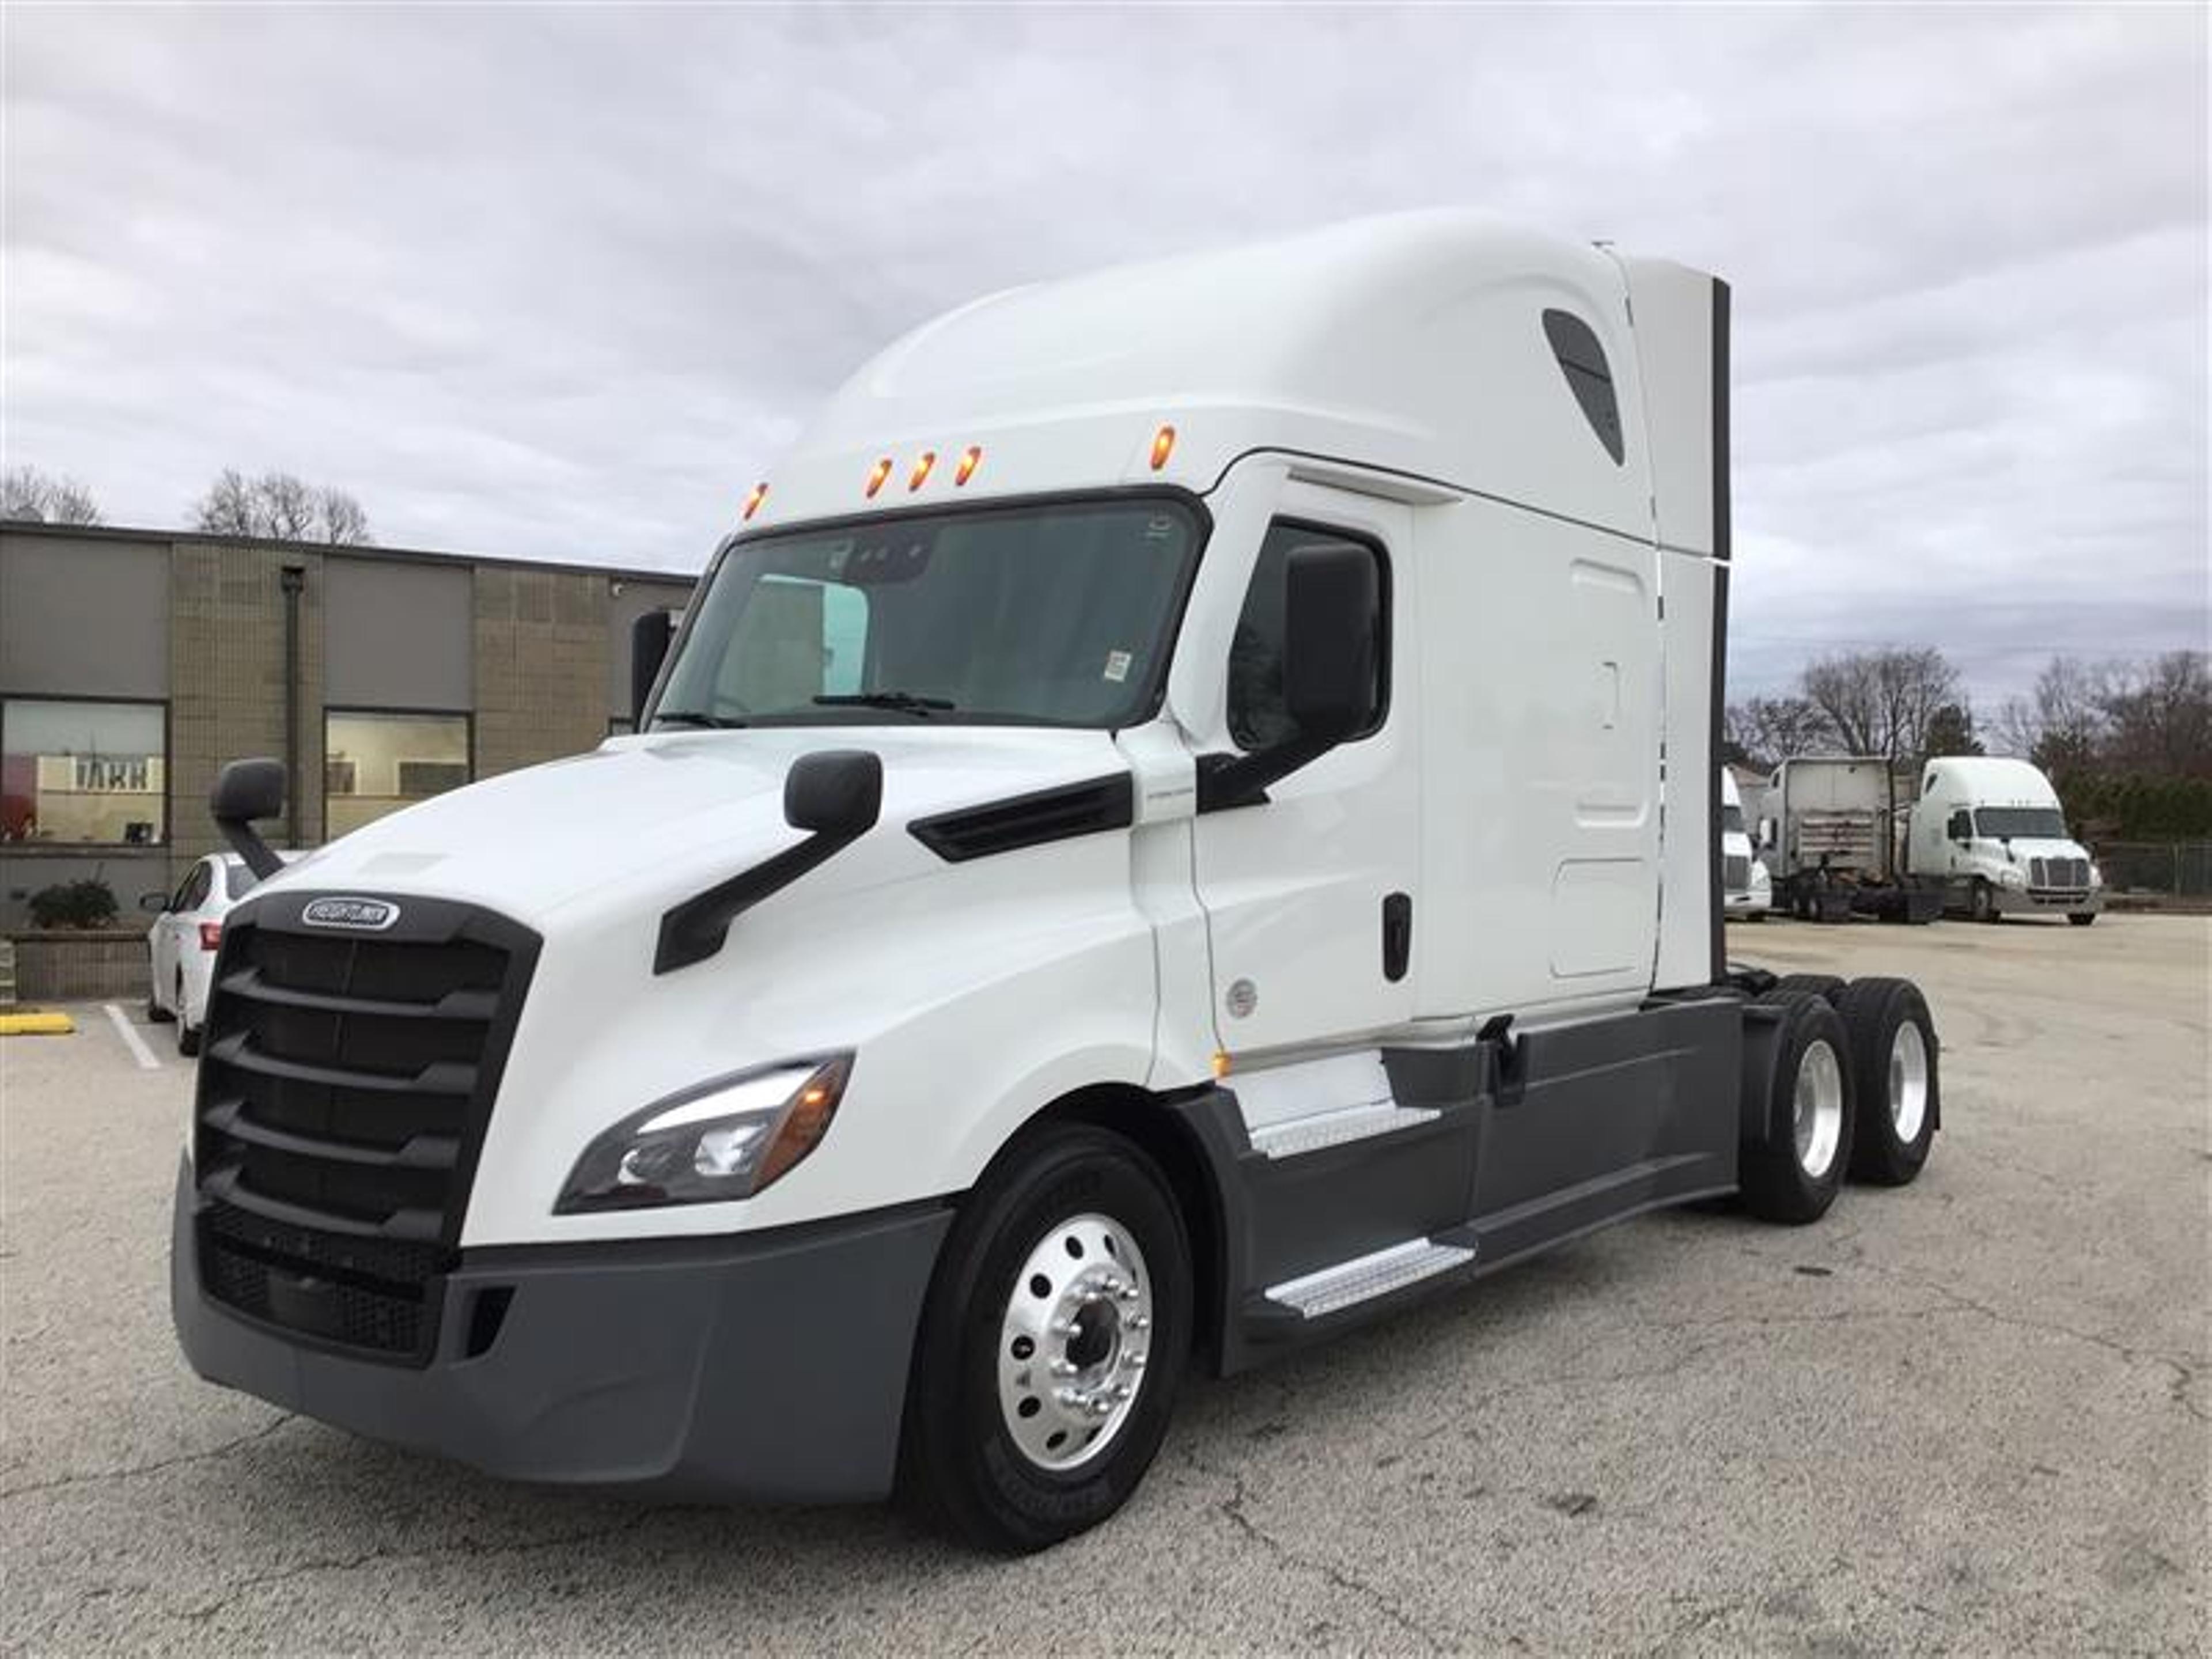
(2103, 651, 2212, 778)
(191, 469, 374, 544)
(2, 465, 102, 525)
(1801, 647, 1962, 766)
(1724, 695, 1837, 770)
(1991, 655, 2116, 775)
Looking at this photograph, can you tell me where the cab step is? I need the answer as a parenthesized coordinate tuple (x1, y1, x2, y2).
(1263, 1237, 1475, 1320)
(1245, 1101, 1440, 1160)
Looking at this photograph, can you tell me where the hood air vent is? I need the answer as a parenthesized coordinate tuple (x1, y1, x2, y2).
(910, 775, 1135, 863)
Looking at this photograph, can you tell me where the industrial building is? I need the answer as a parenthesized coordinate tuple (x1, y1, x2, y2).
(0, 521, 695, 931)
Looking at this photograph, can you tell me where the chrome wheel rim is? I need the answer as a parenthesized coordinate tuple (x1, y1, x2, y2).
(997, 1212, 1153, 1472)
(1793, 1038, 1845, 1180)
(1889, 1020, 1930, 1143)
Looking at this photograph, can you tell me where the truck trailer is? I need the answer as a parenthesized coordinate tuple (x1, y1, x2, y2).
(171, 213, 1942, 1552)
(1905, 755, 2103, 924)
(1756, 756, 1944, 925)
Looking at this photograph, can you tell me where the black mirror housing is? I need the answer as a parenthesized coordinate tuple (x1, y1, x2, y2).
(631, 610, 676, 726)
(210, 757, 286, 879)
(1282, 544, 1378, 745)
(785, 749, 884, 838)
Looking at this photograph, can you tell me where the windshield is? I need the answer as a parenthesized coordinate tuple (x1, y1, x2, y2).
(1721, 804, 1746, 835)
(1974, 806, 2067, 840)
(653, 498, 1203, 731)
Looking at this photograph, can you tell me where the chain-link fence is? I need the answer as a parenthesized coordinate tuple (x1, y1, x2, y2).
(2093, 842, 2212, 900)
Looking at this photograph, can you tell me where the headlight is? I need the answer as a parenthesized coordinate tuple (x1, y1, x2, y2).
(2090, 863, 2103, 888)
(1999, 866, 2027, 888)
(556, 1055, 852, 1214)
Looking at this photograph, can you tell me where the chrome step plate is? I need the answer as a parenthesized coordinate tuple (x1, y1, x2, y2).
(1264, 1238, 1475, 1320)
(1247, 1102, 1441, 1161)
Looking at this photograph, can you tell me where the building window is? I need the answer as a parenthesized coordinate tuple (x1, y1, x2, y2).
(0, 698, 166, 845)
(1541, 309, 1625, 464)
(1226, 521, 1389, 752)
(324, 711, 471, 836)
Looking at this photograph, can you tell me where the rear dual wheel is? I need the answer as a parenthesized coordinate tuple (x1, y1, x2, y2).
(1741, 990, 1854, 1224)
(901, 1125, 1191, 1554)
(1837, 978, 1938, 1185)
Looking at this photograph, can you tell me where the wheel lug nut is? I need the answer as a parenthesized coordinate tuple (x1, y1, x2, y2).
(1050, 1358, 1077, 1377)
(1123, 1352, 1145, 1370)
(1128, 1315, 1151, 1331)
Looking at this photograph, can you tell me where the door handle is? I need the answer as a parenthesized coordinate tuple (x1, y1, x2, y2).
(1382, 892, 1412, 983)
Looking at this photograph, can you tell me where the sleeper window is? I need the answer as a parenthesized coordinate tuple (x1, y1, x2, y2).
(1228, 522, 1388, 751)
(1542, 309, 1625, 464)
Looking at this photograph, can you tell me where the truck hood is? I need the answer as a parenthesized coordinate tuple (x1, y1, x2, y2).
(259, 726, 1131, 923)
(1992, 836, 2093, 863)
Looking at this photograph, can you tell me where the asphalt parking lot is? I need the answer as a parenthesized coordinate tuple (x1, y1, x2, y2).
(3, 914, 2206, 1654)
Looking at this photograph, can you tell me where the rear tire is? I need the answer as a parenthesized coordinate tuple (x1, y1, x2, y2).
(1837, 978, 1938, 1185)
(1740, 991, 1855, 1225)
(2067, 912, 2096, 927)
(900, 1124, 1191, 1553)
(176, 974, 201, 1058)
(1771, 974, 1847, 1005)
(145, 974, 174, 1025)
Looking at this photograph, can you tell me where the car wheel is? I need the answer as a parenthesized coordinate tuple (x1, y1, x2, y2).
(900, 1123, 1191, 1553)
(146, 967, 174, 1025)
(1969, 881, 1999, 924)
(2067, 912, 2096, 927)
(176, 973, 202, 1058)
(1740, 990, 1855, 1225)
(1836, 978, 1938, 1185)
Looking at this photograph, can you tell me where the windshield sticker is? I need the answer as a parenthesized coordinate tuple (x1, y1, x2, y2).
(1103, 650, 1132, 683)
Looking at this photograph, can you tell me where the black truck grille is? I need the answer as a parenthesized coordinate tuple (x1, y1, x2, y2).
(2029, 856, 2089, 892)
(190, 893, 539, 1364)
(1723, 854, 1753, 894)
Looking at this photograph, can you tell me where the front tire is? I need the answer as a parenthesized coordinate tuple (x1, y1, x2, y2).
(1740, 991, 1855, 1225)
(1838, 978, 1938, 1185)
(176, 973, 202, 1058)
(1969, 881, 2000, 923)
(2068, 912, 2096, 927)
(901, 1124, 1191, 1552)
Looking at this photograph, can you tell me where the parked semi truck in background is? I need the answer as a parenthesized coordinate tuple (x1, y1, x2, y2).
(172, 213, 1943, 1552)
(1905, 755, 2102, 925)
(1756, 756, 1944, 925)
(1721, 768, 1771, 920)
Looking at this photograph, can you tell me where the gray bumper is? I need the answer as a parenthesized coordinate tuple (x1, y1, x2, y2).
(171, 1160, 952, 1503)
(1992, 886, 2104, 916)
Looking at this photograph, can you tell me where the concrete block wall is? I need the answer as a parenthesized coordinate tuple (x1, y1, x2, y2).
(168, 544, 326, 863)
(474, 567, 611, 778)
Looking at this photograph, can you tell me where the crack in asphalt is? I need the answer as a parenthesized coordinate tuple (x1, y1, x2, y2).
(172, 1509, 663, 1626)
(0, 1413, 296, 1501)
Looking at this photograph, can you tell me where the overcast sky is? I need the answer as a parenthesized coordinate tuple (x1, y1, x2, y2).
(6, 4, 2206, 709)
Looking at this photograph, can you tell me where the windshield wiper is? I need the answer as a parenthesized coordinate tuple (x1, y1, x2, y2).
(812, 691, 956, 717)
(652, 710, 747, 730)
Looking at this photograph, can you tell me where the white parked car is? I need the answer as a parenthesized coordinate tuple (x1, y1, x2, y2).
(146, 851, 305, 1054)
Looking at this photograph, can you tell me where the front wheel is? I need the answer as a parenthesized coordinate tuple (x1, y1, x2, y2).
(1969, 881, 2000, 924)
(900, 1124, 1191, 1552)
(2068, 912, 2097, 927)
(176, 973, 202, 1058)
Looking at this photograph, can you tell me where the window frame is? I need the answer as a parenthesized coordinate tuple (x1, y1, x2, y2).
(321, 705, 476, 836)
(0, 691, 172, 851)
(1225, 516, 1394, 755)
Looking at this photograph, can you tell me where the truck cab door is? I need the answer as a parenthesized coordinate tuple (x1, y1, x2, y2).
(1183, 475, 1420, 1058)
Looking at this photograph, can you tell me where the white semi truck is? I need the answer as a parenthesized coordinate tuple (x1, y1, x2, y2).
(172, 214, 1942, 1551)
(1721, 768, 1771, 919)
(1906, 755, 2102, 924)
(1756, 756, 1944, 925)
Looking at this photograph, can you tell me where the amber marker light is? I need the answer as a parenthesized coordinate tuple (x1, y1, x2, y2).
(908, 450, 937, 491)
(1149, 425, 1177, 471)
(953, 445, 983, 486)
(1211, 1050, 1233, 1080)
(865, 457, 893, 498)
(741, 482, 768, 520)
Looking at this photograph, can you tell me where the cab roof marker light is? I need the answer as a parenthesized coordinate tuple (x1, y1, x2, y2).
(954, 445, 982, 486)
(908, 450, 937, 491)
(865, 457, 893, 498)
(741, 482, 768, 520)
(1150, 425, 1176, 471)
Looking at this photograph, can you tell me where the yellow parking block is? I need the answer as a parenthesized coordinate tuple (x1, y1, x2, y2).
(0, 1011, 75, 1036)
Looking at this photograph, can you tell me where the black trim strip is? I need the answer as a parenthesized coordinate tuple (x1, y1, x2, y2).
(217, 967, 498, 1022)
(654, 828, 863, 973)
(1708, 276, 1733, 983)
(206, 1032, 478, 1097)
(202, 1098, 461, 1171)
(909, 774, 1135, 863)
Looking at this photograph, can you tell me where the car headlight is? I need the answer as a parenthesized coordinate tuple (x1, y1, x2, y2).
(556, 1055, 853, 1214)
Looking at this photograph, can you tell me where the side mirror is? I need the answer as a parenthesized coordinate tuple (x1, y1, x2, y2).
(631, 610, 676, 727)
(1282, 544, 1379, 745)
(210, 757, 286, 880)
(785, 749, 883, 838)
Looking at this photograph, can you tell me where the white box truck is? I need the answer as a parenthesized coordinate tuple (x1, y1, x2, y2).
(1906, 755, 2103, 924)
(1721, 768, 1771, 919)
(173, 214, 1942, 1551)
(1756, 756, 1944, 925)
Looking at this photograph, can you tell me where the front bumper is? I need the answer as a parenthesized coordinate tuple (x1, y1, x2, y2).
(1991, 885, 2104, 916)
(1724, 889, 1771, 917)
(171, 1160, 953, 1503)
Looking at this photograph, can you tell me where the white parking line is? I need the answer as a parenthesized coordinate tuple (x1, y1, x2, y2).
(103, 1003, 161, 1071)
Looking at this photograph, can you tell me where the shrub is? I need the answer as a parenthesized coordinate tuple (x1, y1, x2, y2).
(26, 877, 119, 930)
